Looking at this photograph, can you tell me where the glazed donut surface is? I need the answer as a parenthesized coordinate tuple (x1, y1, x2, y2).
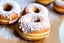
(36, 0, 54, 6)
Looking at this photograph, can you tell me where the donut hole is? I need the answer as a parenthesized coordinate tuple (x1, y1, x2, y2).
(33, 7, 40, 13)
(3, 4, 13, 11)
(34, 18, 40, 22)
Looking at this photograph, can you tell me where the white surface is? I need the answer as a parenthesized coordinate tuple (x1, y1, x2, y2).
(59, 20, 64, 43)
(15, 0, 35, 10)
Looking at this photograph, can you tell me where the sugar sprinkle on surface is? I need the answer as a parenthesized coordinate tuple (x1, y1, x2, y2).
(0, 26, 20, 41)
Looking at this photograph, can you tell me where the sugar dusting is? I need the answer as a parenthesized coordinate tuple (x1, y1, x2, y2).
(49, 14, 59, 21)
(54, 0, 64, 7)
(25, 3, 48, 17)
(19, 13, 50, 34)
(0, 0, 21, 20)
(0, 26, 20, 41)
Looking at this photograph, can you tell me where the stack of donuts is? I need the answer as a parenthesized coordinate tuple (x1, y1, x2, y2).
(0, 0, 51, 41)
(17, 3, 50, 41)
(0, 0, 63, 41)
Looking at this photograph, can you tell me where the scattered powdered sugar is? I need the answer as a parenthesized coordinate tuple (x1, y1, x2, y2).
(0, 26, 20, 41)
(49, 14, 59, 21)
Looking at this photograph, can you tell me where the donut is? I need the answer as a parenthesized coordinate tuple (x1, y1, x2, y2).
(0, 0, 21, 25)
(36, 0, 54, 6)
(53, 0, 64, 14)
(23, 3, 48, 17)
(16, 13, 50, 41)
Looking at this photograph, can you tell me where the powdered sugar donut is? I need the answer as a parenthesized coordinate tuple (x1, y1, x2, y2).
(23, 3, 48, 17)
(53, 0, 64, 14)
(0, 0, 21, 24)
(17, 13, 50, 41)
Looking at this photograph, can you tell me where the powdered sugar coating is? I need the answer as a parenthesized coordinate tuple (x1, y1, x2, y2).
(25, 3, 48, 17)
(0, 26, 19, 41)
(0, 0, 21, 24)
(54, 0, 64, 7)
(19, 13, 50, 34)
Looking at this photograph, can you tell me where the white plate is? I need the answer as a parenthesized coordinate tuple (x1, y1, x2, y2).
(59, 20, 64, 43)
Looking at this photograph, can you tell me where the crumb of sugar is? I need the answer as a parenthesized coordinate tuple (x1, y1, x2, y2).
(49, 14, 59, 21)
(0, 26, 20, 41)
